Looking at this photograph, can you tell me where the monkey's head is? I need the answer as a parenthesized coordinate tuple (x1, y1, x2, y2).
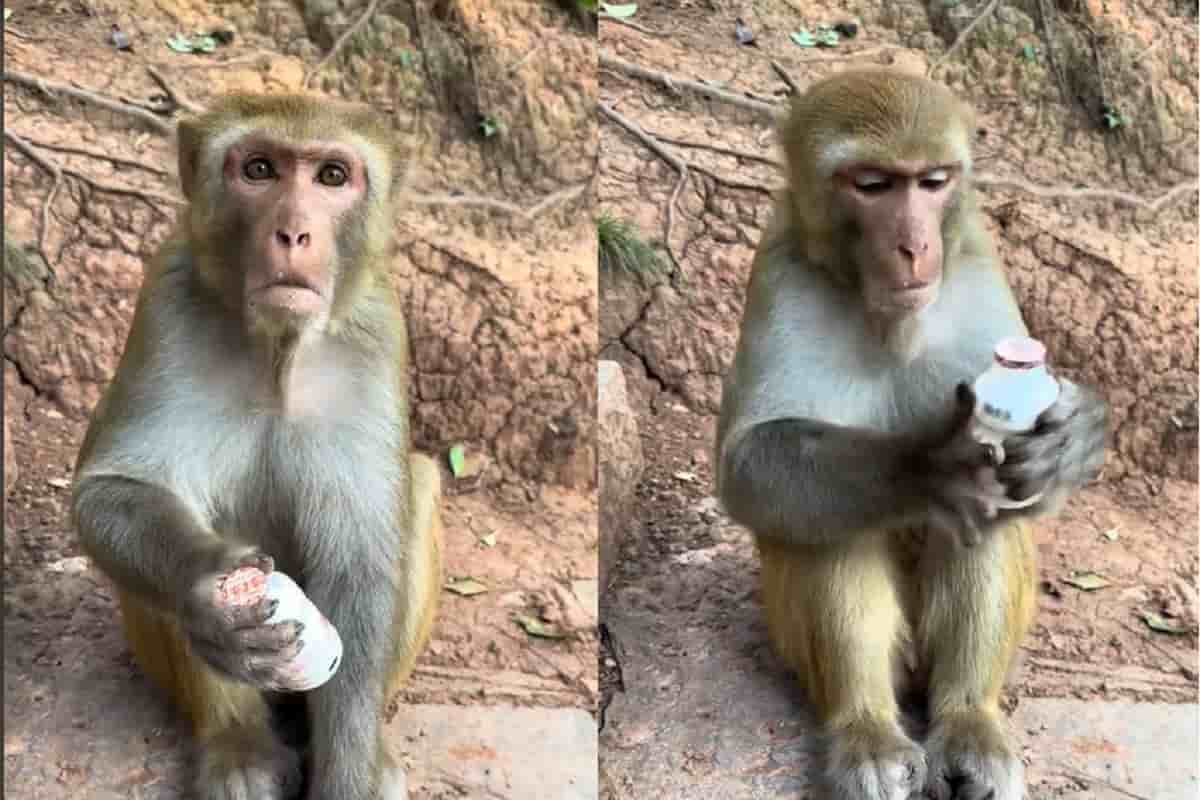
(780, 69, 977, 319)
(176, 92, 405, 337)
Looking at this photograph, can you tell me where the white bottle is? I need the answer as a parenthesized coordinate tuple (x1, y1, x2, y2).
(970, 336, 1060, 510)
(219, 566, 344, 692)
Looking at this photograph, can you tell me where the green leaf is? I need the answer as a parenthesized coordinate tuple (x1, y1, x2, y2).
(791, 29, 816, 48)
(448, 444, 466, 478)
(1142, 611, 1188, 635)
(444, 577, 488, 597)
(601, 2, 638, 18)
(167, 33, 196, 53)
(514, 614, 568, 639)
(1020, 43, 1037, 61)
(398, 51, 415, 68)
(815, 26, 840, 47)
(1062, 571, 1110, 591)
(478, 532, 497, 548)
(4, 9, 12, 22)
(478, 115, 502, 139)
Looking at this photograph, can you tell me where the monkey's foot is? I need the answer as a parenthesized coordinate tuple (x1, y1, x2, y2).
(196, 727, 303, 800)
(924, 712, 1023, 800)
(823, 720, 927, 800)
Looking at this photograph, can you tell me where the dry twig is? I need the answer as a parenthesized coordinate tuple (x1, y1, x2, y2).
(146, 66, 204, 115)
(5, 131, 63, 271)
(975, 173, 1198, 211)
(3, 70, 173, 135)
(303, 0, 389, 89)
(644, 130, 782, 168)
(927, 0, 1003, 77)
(599, 13, 663, 36)
(770, 60, 800, 95)
(403, 182, 589, 221)
(599, 102, 689, 272)
(5, 130, 181, 217)
(600, 52, 778, 117)
(15, 136, 169, 177)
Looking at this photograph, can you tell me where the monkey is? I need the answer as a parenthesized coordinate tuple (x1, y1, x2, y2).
(71, 93, 443, 800)
(714, 70, 1107, 800)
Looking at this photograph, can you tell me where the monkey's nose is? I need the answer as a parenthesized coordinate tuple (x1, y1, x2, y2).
(275, 230, 312, 248)
(898, 241, 928, 260)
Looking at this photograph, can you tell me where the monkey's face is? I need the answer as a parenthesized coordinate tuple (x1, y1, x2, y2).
(835, 162, 960, 319)
(177, 93, 402, 338)
(218, 137, 368, 336)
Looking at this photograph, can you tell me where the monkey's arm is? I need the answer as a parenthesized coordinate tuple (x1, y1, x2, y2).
(717, 418, 932, 544)
(73, 474, 231, 612)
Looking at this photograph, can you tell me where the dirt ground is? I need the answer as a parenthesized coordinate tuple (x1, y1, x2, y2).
(3, 0, 597, 795)
(597, 0, 1199, 793)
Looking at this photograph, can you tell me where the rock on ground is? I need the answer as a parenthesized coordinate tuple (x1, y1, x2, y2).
(598, 361, 643, 589)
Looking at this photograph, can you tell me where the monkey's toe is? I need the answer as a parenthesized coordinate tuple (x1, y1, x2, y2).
(925, 745, 1022, 800)
(825, 726, 927, 800)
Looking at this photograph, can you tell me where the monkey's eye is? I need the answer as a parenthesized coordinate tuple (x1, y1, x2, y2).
(243, 157, 275, 181)
(318, 163, 349, 187)
(851, 171, 891, 194)
(919, 169, 951, 191)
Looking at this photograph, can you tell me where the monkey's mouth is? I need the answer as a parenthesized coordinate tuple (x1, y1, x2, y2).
(873, 283, 937, 314)
(249, 278, 326, 316)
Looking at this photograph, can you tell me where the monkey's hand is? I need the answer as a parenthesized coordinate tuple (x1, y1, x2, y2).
(997, 377, 1108, 513)
(917, 383, 1013, 548)
(177, 546, 305, 690)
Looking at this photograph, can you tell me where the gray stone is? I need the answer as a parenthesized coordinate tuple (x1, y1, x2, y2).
(393, 704, 598, 800)
(598, 361, 643, 589)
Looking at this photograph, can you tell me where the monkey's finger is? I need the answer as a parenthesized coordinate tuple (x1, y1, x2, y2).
(231, 621, 305, 653)
(220, 597, 281, 630)
(232, 550, 275, 574)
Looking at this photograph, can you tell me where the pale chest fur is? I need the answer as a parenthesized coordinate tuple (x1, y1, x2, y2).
(85, 325, 406, 575)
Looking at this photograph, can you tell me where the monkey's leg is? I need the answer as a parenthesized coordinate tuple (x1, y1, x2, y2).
(374, 451, 445, 799)
(756, 535, 926, 800)
(118, 591, 303, 800)
(917, 519, 1037, 800)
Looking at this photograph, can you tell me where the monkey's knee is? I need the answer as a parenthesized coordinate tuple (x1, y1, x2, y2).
(386, 451, 444, 697)
(756, 536, 907, 721)
(919, 521, 1037, 710)
(117, 589, 273, 737)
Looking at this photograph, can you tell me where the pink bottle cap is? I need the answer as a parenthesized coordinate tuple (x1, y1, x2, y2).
(994, 336, 1046, 369)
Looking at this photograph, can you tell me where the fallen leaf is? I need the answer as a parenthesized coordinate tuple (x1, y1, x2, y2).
(791, 29, 816, 48)
(673, 470, 697, 483)
(1062, 572, 1110, 591)
(514, 614, 567, 639)
(1142, 611, 1189, 635)
(478, 533, 497, 548)
(601, 2, 638, 18)
(47, 477, 70, 490)
(444, 577, 488, 597)
(448, 444, 466, 478)
(1101, 527, 1120, 542)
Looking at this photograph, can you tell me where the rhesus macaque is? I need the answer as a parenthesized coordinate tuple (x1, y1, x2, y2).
(715, 70, 1107, 800)
(72, 93, 443, 800)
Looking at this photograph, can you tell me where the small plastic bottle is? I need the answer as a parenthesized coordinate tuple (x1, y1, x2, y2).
(970, 336, 1060, 510)
(219, 566, 344, 692)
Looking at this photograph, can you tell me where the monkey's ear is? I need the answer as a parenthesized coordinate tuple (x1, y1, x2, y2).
(176, 117, 204, 200)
